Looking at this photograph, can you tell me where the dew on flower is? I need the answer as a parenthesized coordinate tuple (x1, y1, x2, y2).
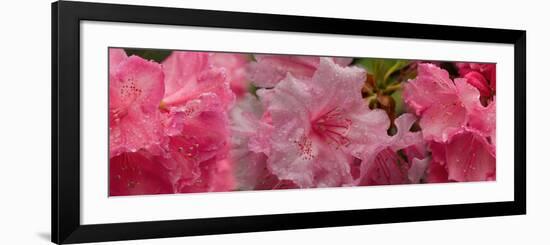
(108, 48, 496, 196)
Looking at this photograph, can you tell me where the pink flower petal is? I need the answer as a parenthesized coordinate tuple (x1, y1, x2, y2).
(346, 109, 391, 159)
(456, 62, 496, 95)
(418, 97, 467, 143)
(360, 148, 410, 186)
(463, 71, 491, 97)
(425, 159, 449, 183)
(109, 48, 128, 72)
(177, 158, 235, 193)
(456, 79, 496, 143)
(259, 58, 368, 187)
(247, 55, 354, 87)
(444, 131, 496, 182)
(162, 51, 209, 97)
(246, 55, 318, 87)
(109, 151, 173, 196)
(110, 55, 165, 112)
(403, 63, 457, 115)
(390, 113, 423, 150)
(162, 66, 235, 108)
(404, 64, 495, 144)
(229, 94, 271, 190)
(109, 55, 165, 157)
(209, 53, 250, 98)
(408, 157, 430, 183)
(356, 114, 424, 186)
(158, 93, 234, 192)
(309, 58, 366, 111)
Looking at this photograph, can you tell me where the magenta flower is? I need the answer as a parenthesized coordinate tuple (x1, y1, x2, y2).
(403, 63, 495, 143)
(109, 49, 166, 157)
(229, 94, 304, 190)
(462, 71, 492, 97)
(158, 93, 235, 192)
(108, 48, 498, 195)
(456, 62, 496, 95)
(109, 49, 238, 196)
(109, 49, 172, 196)
(246, 55, 353, 87)
(403, 63, 496, 182)
(251, 58, 392, 188)
(158, 51, 237, 193)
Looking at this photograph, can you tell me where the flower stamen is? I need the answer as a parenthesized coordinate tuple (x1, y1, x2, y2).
(313, 107, 352, 148)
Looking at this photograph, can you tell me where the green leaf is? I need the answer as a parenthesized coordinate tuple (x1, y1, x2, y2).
(391, 88, 405, 115)
(383, 60, 408, 82)
(354, 58, 376, 73)
(354, 58, 410, 88)
(248, 84, 259, 97)
(124, 49, 172, 63)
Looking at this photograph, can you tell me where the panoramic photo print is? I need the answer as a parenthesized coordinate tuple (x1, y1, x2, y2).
(108, 48, 496, 196)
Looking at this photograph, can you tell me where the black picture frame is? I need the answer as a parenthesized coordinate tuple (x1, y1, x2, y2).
(52, 1, 526, 244)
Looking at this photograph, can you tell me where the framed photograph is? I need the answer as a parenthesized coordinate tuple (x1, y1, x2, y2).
(52, 1, 526, 244)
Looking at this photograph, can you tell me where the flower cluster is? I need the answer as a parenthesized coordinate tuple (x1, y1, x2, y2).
(109, 48, 497, 196)
(232, 56, 424, 189)
(403, 63, 496, 182)
(109, 49, 247, 196)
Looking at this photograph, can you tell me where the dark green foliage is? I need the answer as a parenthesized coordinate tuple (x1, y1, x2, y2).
(124, 48, 172, 62)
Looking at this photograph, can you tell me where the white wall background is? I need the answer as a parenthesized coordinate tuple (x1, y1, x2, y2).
(0, 0, 546, 244)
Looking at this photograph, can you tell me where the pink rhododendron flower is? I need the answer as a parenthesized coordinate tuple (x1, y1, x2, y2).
(403, 63, 495, 143)
(159, 93, 235, 192)
(462, 71, 492, 97)
(109, 49, 237, 196)
(158, 51, 236, 193)
(456, 62, 496, 94)
(253, 58, 391, 188)
(247, 55, 353, 87)
(404, 63, 496, 183)
(108, 48, 498, 196)
(109, 50, 165, 157)
(240, 58, 425, 188)
(229, 94, 301, 190)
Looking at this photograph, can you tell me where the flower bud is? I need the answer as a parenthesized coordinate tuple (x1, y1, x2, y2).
(463, 71, 491, 97)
